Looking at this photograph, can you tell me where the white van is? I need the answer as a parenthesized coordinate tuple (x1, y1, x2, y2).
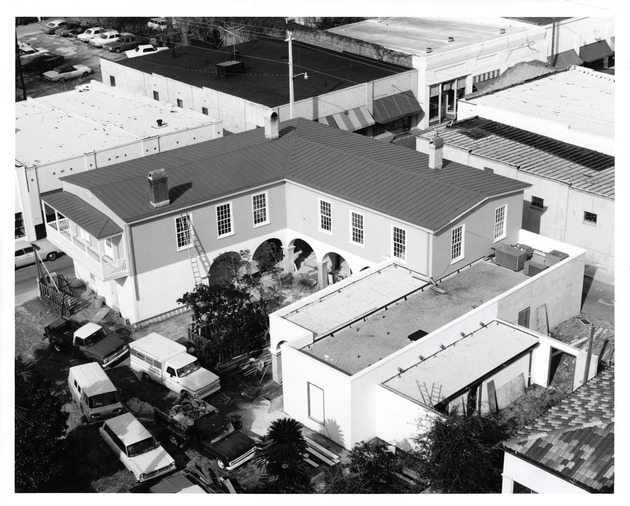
(68, 362, 124, 423)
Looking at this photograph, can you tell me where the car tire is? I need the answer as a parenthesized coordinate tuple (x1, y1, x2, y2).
(142, 372, 151, 382)
(169, 434, 181, 446)
(47, 252, 57, 261)
(115, 48, 121, 53)
(53, 343, 61, 352)
(81, 72, 88, 78)
(216, 459, 226, 470)
(59, 78, 66, 84)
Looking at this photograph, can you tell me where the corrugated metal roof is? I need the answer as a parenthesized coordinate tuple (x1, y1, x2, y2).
(503, 367, 614, 493)
(61, 119, 529, 230)
(431, 117, 614, 198)
(41, 191, 123, 239)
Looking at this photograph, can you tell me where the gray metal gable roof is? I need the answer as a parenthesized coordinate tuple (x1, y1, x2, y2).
(433, 117, 614, 198)
(61, 119, 529, 229)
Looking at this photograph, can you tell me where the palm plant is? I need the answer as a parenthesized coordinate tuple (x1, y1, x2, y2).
(255, 418, 311, 493)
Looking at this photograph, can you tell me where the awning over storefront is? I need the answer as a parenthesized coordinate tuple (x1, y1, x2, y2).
(548, 49, 583, 68)
(41, 191, 122, 239)
(318, 106, 375, 131)
(372, 92, 422, 124)
(579, 40, 613, 63)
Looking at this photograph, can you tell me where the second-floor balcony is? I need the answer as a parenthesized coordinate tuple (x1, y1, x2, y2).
(41, 193, 128, 281)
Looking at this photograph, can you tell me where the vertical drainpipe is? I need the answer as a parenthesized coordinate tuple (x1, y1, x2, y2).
(427, 232, 433, 279)
(123, 224, 141, 322)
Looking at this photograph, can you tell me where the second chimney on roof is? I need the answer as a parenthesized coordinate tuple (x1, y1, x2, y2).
(148, 169, 169, 208)
(264, 110, 279, 140)
(428, 135, 445, 170)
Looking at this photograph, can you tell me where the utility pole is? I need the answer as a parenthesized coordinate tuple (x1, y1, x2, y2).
(16, 30, 27, 101)
(286, 30, 295, 119)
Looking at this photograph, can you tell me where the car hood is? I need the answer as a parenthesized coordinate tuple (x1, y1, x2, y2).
(211, 431, 256, 462)
(179, 368, 220, 393)
(128, 446, 174, 479)
(42, 70, 59, 78)
(87, 335, 126, 360)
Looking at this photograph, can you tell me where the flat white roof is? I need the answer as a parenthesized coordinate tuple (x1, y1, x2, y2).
(462, 66, 615, 154)
(131, 332, 185, 359)
(105, 412, 152, 444)
(328, 17, 535, 57)
(15, 81, 220, 167)
(282, 263, 429, 336)
(74, 322, 102, 339)
(382, 320, 538, 404)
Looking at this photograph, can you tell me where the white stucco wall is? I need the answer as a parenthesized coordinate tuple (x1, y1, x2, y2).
(502, 452, 589, 494)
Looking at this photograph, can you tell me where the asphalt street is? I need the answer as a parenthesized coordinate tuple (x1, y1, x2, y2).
(14, 254, 75, 306)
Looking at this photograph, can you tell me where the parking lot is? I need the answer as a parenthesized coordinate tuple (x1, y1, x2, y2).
(16, 19, 159, 99)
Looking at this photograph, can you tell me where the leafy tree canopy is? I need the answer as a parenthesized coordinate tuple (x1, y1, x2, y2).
(15, 356, 69, 492)
(411, 410, 511, 493)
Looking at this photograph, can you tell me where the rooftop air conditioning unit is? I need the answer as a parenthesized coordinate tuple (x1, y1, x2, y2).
(215, 60, 245, 77)
(494, 244, 529, 272)
(544, 249, 569, 267)
(524, 260, 548, 277)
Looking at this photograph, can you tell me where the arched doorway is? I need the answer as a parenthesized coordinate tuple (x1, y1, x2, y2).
(252, 238, 284, 274)
(208, 251, 243, 285)
(322, 252, 352, 284)
(289, 239, 316, 273)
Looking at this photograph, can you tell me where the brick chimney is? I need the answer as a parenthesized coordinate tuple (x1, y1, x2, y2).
(428, 135, 445, 170)
(148, 169, 169, 208)
(264, 110, 279, 140)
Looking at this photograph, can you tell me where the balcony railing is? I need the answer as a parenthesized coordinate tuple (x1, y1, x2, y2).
(45, 221, 128, 281)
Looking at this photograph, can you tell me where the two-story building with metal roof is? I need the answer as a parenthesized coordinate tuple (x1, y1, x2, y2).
(419, 66, 615, 275)
(15, 81, 223, 243)
(42, 115, 531, 325)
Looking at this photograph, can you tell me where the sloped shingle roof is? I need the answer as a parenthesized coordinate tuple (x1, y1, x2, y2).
(431, 117, 615, 198)
(503, 367, 614, 493)
(62, 119, 529, 231)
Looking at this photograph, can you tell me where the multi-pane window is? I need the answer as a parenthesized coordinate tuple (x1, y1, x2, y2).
(451, 225, 464, 262)
(153, 91, 159, 101)
(531, 196, 544, 210)
(109, 76, 116, 87)
(351, 211, 364, 245)
(216, 203, 233, 237)
(176, 99, 183, 108)
(494, 205, 507, 241)
(584, 211, 598, 224)
(175, 214, 192, 250)
(201, 107, 208, 115)
(15, 212, 25, 238)
(252, 193, 268, 226)
(393, 226, 406, 260)
(319, 200, 332, 232)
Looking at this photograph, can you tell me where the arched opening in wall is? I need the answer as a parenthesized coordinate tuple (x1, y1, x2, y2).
(208, 251, 243, 286)
(252, 238, 284, 274)
(289, 238, 316, 273)
(322, 252, 352, 284)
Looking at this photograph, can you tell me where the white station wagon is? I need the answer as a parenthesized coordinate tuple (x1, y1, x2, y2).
(99, 412, 175, 482)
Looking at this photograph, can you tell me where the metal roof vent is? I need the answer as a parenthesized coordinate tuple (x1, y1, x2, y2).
(500, 28, 506, 34)
(448, 36, 454, 43)
(426, 47, 433, 53)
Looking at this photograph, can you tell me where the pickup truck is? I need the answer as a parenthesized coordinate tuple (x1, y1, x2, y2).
(154, 397, 256, 471)
(43, 318, 129, 368)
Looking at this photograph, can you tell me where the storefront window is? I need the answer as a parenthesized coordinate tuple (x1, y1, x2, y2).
(15, 213, 25, 238)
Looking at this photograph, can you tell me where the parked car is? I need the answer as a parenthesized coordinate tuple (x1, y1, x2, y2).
(15, 238, 62, 268)
(22, 53, 65, 72)
(104, 33, 148, 53)
(99, 413, 176, 483)
(125, 44, 169, 59)
(56, 23, 87, 37)
(147, 17, 168, 31)
(89, 30, 120, 48)
(42, 64, 91, 83)
(41, 19, 68, 34)
(18, 43, 49, 65)
(77, 27, 106, 42)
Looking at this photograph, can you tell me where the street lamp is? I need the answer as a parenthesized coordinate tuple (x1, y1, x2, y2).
(285, 30, 308, 119)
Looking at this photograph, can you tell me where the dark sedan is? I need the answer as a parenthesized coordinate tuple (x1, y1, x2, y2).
(56, 23, 88, 37)
(21, 53, 65, 72)
(104, 33, 149, 53)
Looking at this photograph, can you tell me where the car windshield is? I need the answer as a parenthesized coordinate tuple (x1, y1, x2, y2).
(127, 437, 158, 457)
(177, 360, 200, 378)
(82, 329, 106, 347)
(88, 391, 120, 409)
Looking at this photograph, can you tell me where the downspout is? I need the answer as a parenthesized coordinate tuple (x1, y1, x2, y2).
(123, 224, 141, 321)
